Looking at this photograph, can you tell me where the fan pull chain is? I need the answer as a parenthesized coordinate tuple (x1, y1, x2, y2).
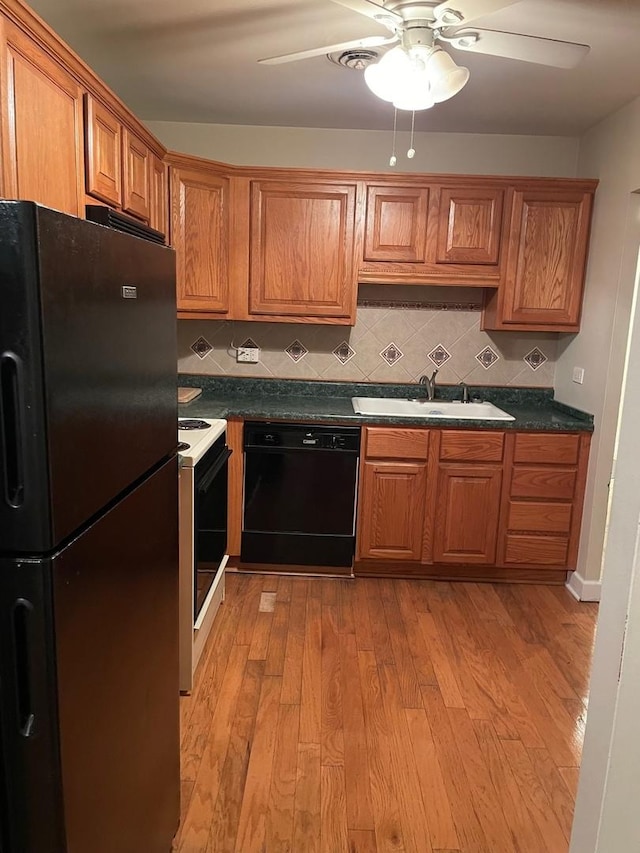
(407, 110, 416, 159)
(389, 108, 398, 167)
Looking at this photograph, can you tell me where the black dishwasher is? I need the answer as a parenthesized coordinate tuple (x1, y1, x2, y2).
(242, 422, 361, 570)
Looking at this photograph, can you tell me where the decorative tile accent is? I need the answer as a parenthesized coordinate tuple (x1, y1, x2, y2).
(476, 345, 500, 369)
(241, 337, 259, 349)
(191, 336, 213, 359)
(285, 339, 308, 362)
(333, 341, 356, 364)
(380, 342, 404, 366)
(358, 298, 482, 311)
(524, 347, 548, 371)
(428, 344, 451, 367)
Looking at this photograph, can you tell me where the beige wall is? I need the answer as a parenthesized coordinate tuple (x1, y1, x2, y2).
(147, 120, 579, 176)
(555, 96, 640, 584)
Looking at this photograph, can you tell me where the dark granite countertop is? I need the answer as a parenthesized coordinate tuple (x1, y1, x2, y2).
(177, 376, 594, 432)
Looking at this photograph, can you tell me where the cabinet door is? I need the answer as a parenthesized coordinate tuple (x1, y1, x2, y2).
(149, 155, 167, 238)
(171, 166, 229, 314)
(436, 187, 503, 264)
(499, 189, 592, 329)
(433, 465, 502, 564)
(1, 21, 84, 216)
(363, 184, 429, 262)
(249, 180, 358, 321)
(84, 94, 121, 207)
(357, 461, 427, 561)
(122, 128, 150, 221)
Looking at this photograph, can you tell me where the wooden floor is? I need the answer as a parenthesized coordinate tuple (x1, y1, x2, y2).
(174, 573, 598, 853)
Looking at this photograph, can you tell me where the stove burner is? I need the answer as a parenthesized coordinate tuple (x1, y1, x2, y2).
(178, 419, 211, 431)
(177, 442, 191, 452)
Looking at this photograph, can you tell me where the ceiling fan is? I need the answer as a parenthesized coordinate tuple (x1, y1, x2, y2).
(258, 0, 590, 113)
(259, 0, 590, 70)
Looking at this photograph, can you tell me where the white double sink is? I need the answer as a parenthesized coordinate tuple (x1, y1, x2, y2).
(351, 397, 515, 421)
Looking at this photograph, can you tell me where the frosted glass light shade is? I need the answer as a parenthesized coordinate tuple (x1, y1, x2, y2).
(364, 47, 411, 102)
(428, 48, 470, 103)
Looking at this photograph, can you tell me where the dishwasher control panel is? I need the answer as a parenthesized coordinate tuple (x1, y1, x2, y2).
(244, 422, 361, 453)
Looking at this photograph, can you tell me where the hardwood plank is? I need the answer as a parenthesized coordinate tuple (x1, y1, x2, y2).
(447, 707, 518, 853)
(394, 580, 438, 688)
(292, 742, 322, 853)
(358, 650, 407, 852)
(472, 719, 547, 852)
(420, 684, 490, 853)
(177, 643, 249, 852)
(366, 580, 396, 666)
(348, 829, 379, 853)
(248, 609, 274, 661)
(321, 765, 350, 853)
(265, 703, 300, 852)
(300, 583, 323, 743)
(281, 579, 309, 705)
(378, 664, 434, 852)
(264, 598, 291, 676)
(500, 737, 569, 850)
(206, 659, 263, 852)
(405, 708, 459, 851)
(417, 611, 465, 709)
(558, 766, 581, 799)
(352, 579, 375, 651)
(528, 746, 577, 841)
(234, 676, 283, 852)
(341, 633, 375, 832)
(321, 605, 345, 766)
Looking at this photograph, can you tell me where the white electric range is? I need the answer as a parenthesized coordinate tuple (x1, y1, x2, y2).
(178, 417, 230, 692)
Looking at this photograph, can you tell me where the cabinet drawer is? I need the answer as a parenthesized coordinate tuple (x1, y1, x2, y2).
(513, 433, 580, 465)
(439, 430, 504, 462)
(507, 501, 572, 534)
(504, 534, 569, 566)
(510, 466, 577, 499)
(364, 427, 429, 461)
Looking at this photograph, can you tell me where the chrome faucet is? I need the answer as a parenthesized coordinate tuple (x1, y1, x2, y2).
(419, 369, 438, 401)
(459, 381, 471, 403)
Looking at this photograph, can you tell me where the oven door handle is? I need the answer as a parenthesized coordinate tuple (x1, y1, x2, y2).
(196, 447, 232, 494)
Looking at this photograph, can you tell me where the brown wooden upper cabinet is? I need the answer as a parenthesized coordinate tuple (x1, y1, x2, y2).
(436, 186, 504, 265)
(149, 155, 167, 236)
(122, 128, 150, 222)
(248, 179, 360, 323)
(359, 181, 505, 287)
(171, 164, 230, 316)
(84, 95, 166, 233)
(482, 188, 593, 332)
(84, 94, 121, 207)
(1, 19, 84, 217)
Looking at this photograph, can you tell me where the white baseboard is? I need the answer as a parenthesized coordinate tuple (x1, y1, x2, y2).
(566, 570, 602, 602)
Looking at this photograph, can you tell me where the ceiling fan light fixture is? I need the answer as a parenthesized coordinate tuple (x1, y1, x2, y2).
(427, 47, 470, 102)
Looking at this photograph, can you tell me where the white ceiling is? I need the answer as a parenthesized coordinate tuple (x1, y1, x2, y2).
(28, 0, 640, 135)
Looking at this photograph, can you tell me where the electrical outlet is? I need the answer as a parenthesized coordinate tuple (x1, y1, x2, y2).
(572, 366, 585, 384)
(237, 346, 259, 364)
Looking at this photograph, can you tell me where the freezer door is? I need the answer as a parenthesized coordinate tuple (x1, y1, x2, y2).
(0, 201, 177, 553)
(0, 457, 180, 853)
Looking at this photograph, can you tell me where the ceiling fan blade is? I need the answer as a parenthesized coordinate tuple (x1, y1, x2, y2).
(328, 0, 403, 26)
(444, 27, 590, 68)
(258, 35, 396, 65)
(434, 0, 519, 25)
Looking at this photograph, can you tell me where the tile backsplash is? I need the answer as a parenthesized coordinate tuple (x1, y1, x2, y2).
(178, 287, 558, 387)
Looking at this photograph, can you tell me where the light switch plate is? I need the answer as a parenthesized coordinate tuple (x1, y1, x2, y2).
(572, 366, 585, 384)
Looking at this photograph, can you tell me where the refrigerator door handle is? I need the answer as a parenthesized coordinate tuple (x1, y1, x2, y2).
(12, 598, 37, 737)
(0, 351, 26, 507)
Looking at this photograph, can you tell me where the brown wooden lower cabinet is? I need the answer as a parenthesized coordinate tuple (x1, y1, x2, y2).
(432, 465, 502, 564)
(357, 460, 427, 561)
(354, 425, 592, 582)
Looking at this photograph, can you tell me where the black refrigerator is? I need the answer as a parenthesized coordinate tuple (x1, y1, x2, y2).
(0, 202, 180, 853)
